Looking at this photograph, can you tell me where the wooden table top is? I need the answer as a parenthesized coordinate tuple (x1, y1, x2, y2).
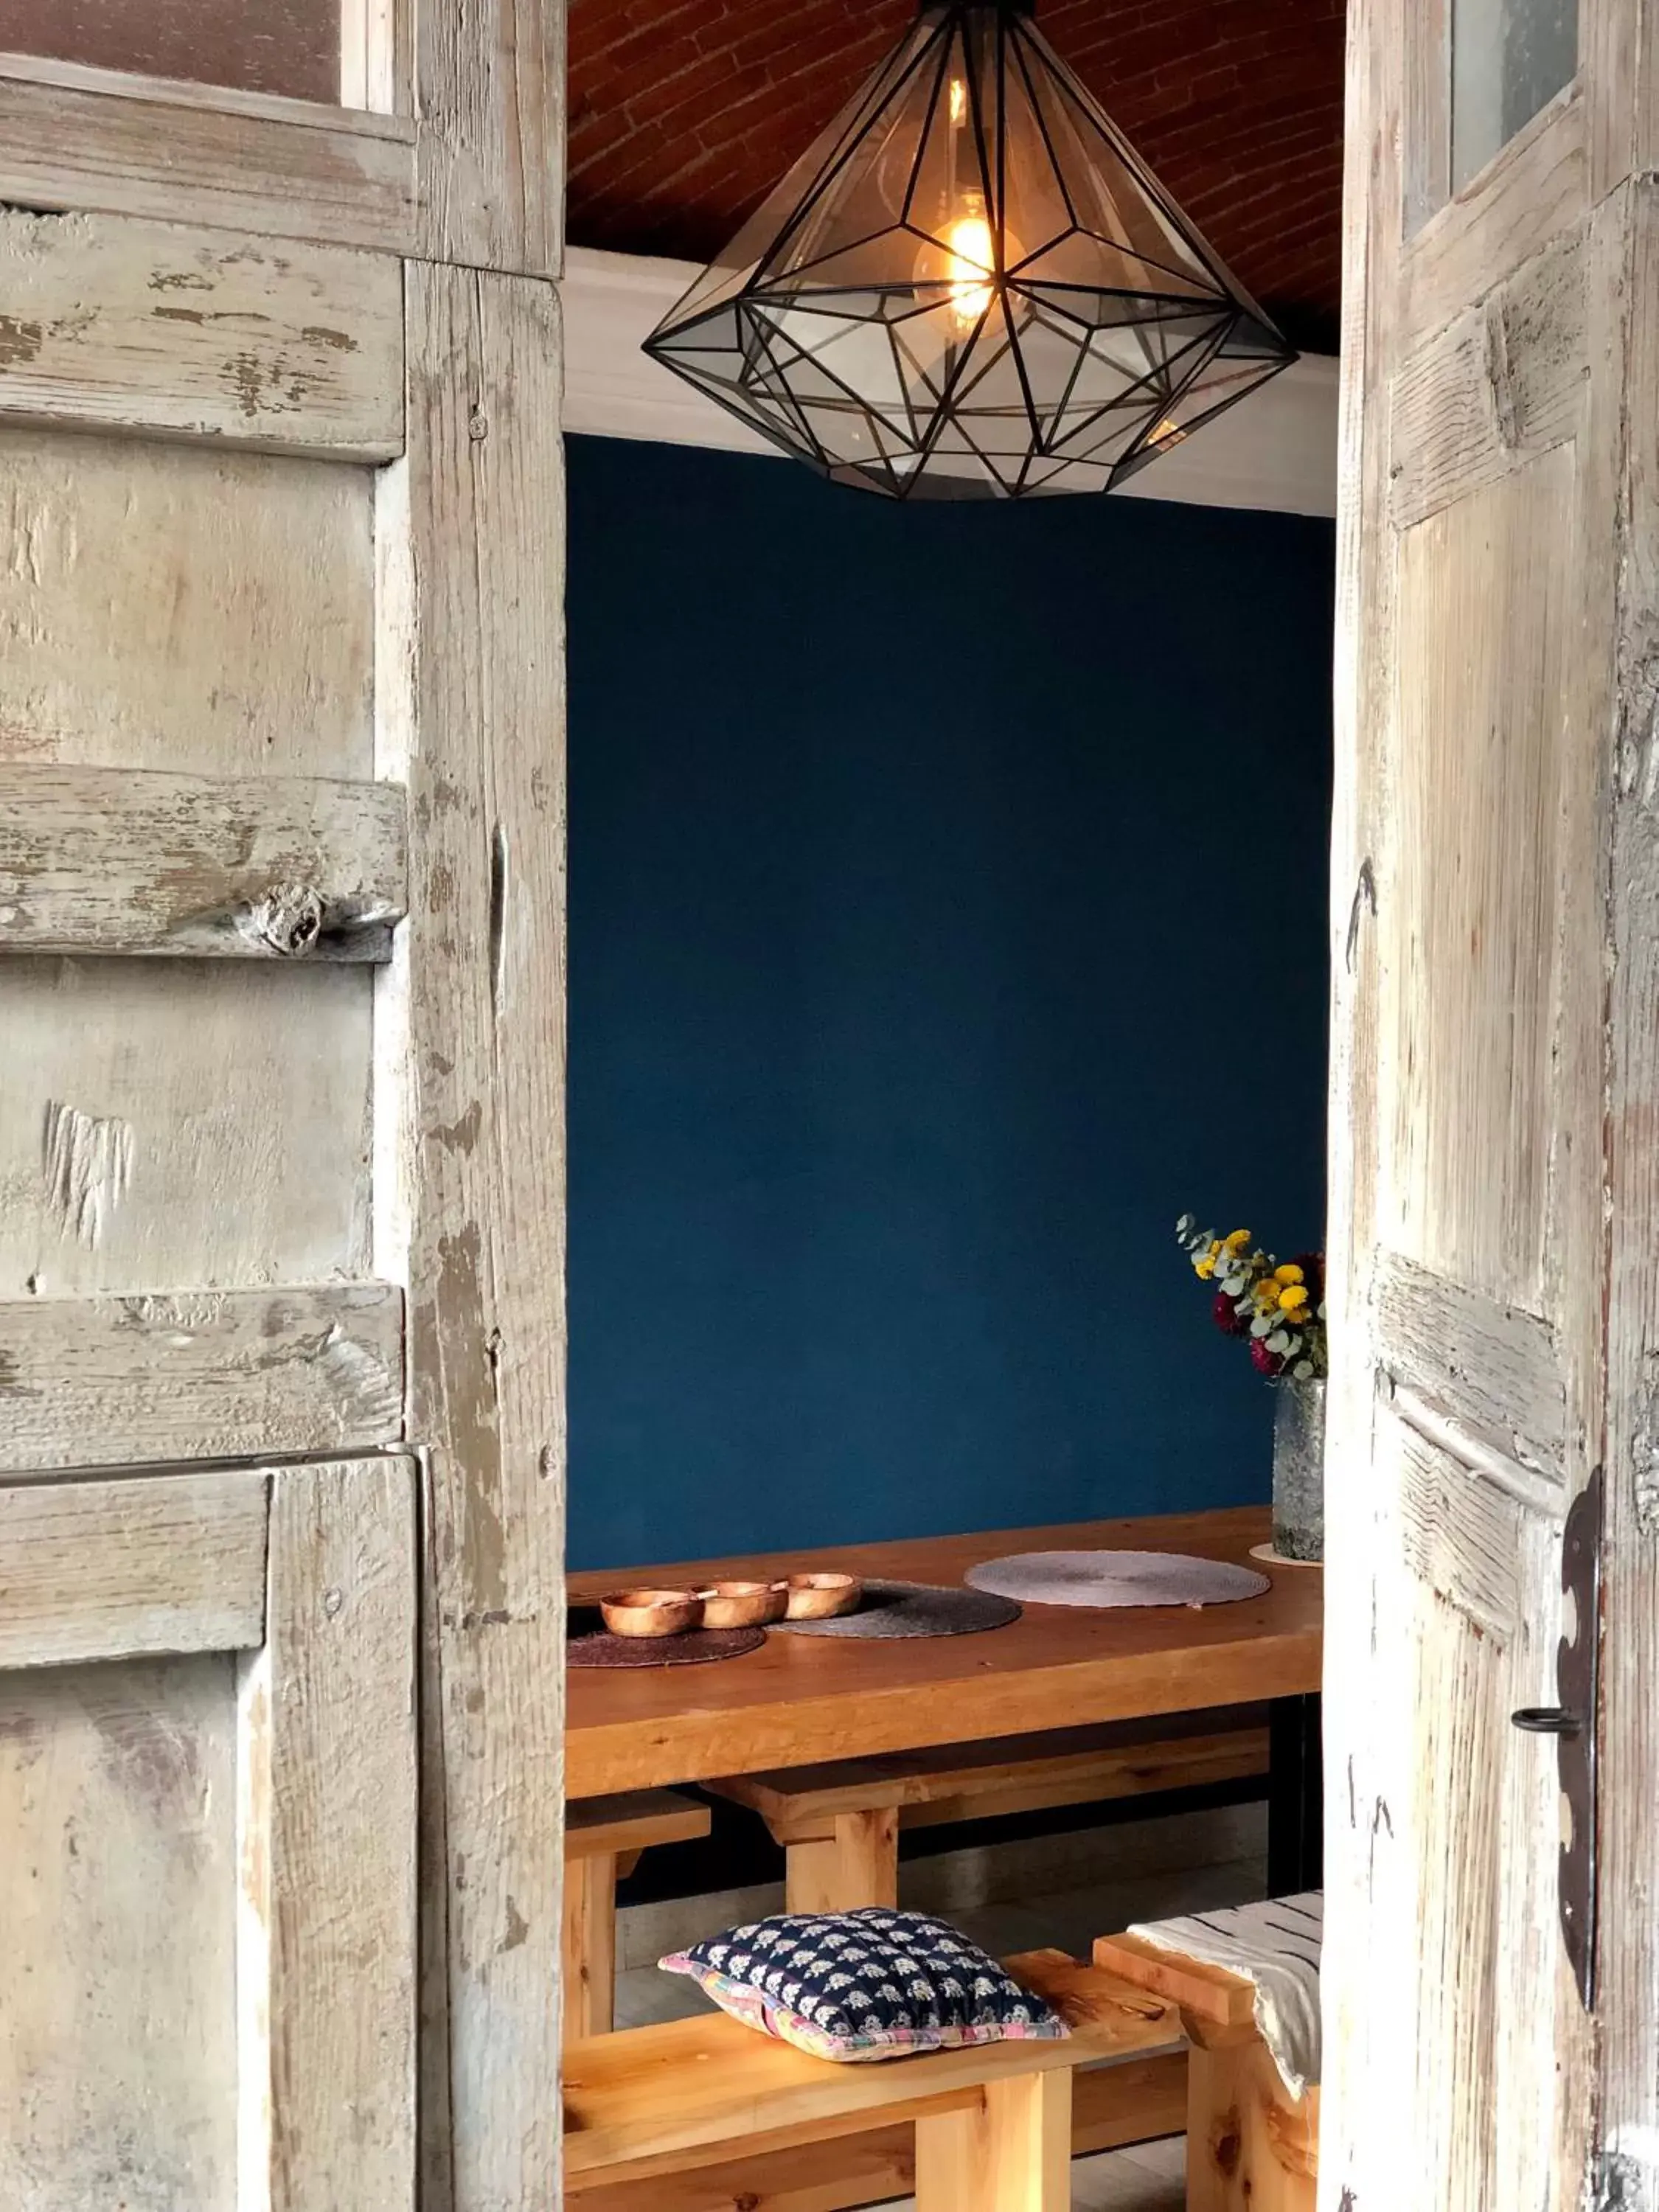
(566, 1507, 1322, 1799)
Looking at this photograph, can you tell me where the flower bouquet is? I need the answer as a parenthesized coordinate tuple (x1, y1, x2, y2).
(1176, 1214, 1327, 1559)
(1175, 1215, 1326, 1381)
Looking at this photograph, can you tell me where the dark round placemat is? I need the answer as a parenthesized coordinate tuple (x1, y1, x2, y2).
(965, 1549, 1271, 1609)
(567, 1613, 766, 1668)
(772, 1579, 1020, 1639)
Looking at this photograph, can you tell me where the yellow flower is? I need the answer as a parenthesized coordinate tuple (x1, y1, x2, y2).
(1254, 1280, 1281, 1307)
(1274, 1263, 1305, 1286)
(1279, 1284, 1310, 1313)
(1225, 1229, 1251, 1251)
(1194, 1255, 1217, 1280)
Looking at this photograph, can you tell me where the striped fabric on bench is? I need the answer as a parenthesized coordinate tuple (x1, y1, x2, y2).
(1126, 1891, 1321, 2095)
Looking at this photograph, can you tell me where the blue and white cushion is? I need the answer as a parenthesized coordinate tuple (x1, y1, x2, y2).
(659, 1907, 1068, 2062)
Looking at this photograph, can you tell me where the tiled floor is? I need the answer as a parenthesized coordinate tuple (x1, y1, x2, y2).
(1070, 2138, 1186, 2211)
(876, 2133, 1185, 2211)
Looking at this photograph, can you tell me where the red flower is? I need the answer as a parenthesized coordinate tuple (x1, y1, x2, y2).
(1251, 1338, 1284, 1378)
(1293, 1251, 1325, 1304)
(1212, 1288, 1249, 1338)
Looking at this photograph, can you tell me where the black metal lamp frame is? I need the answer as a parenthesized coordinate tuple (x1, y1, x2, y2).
(644, 0, 1297, 500)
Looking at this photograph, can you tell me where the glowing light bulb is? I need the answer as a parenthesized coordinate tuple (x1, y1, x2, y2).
(923, 77, 1006, 337)
(944, 208, 995, 330)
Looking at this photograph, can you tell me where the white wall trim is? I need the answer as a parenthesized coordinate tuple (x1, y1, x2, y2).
(561, 243, 1339, 520)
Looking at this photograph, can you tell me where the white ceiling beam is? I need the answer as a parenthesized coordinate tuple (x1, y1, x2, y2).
(560, 244, 1339, 521)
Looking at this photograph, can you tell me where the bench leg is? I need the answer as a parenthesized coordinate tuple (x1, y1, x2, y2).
(1186, 2034, 1318, 2212)
(914, 2070, 1072, 2212)
(784, 1807, 899, 1914)
(561, 1851, 617, 2045)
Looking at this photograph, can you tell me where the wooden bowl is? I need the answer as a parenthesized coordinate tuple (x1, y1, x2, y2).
(599, 1587, 704, 1638)
(783, 1572, 863, 1621)
(697, 1579, 788, 1630)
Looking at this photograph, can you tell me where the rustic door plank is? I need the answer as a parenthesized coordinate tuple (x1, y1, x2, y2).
(1328, 0, 1618, 2198)
(237, 1455, 417, 2211)
(1390, 226, 1588, 528)
(1374, 1250, 1568, 1479)
(0, 1465, 268, 1666)
(1402, 91, 1586, 339)
(0, 1284, 404, 1471)
(392, 259, 566, 2212)
(414, 0, 562, 274)
(0, 53, 415, 254)
(0, 208, 403, 457)
(0, 764, 406, 959)
(1598, 168, 1659, 2189)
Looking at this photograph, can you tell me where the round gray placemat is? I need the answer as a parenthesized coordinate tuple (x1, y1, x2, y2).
(772, 1579, 1020, 1639)
(965, 1550, 1271, 1609)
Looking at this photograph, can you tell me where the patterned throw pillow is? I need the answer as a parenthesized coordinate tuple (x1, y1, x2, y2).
(658, 1907, 1068, 2063)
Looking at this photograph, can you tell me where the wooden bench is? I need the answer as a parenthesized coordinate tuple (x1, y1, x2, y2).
(563, 1948, 1184, 2211)
(571, 2052, 1189, 2211)
(563, 1790, 712, 2042)
(1094, 1927, 1318, 2212)
(706, 1705, 1271, 1913)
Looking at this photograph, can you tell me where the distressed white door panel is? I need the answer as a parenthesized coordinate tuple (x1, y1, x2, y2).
(0, 1456, 417, 2211)
(0, 13, 568, 2198)
(0, 426, 375, 777)
(0, 957, 372, 1295)
(1329, 1, 1639, 2199)
(0, 1466, 268, 1661)
(0, 1653, 242, 2210)
(1380, 446, 1582, 1321)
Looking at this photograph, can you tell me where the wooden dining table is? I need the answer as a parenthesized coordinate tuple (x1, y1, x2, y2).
(566, 1505, 1324, 1885)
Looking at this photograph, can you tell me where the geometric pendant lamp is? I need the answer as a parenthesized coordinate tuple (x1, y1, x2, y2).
(644, 0, 1297, 499)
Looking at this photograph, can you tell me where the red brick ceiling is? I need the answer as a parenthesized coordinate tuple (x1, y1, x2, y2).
(568, 0, 1346, 354)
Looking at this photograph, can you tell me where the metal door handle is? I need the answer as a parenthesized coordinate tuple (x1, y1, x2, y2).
(1512, 1706, 1583, 1736)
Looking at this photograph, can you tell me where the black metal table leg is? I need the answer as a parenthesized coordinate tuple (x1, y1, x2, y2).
(1267, 1692, 1324, 1894)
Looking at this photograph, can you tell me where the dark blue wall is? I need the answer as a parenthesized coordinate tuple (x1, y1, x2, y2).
(567, 433, 1333, 1572)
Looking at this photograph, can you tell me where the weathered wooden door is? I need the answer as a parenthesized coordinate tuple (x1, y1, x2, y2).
(1331, 0, 1659, 2202)
(0, 10, 566, 2210)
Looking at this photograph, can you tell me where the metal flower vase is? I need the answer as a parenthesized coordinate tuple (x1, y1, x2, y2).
(1272, 1377, 1325, 1562)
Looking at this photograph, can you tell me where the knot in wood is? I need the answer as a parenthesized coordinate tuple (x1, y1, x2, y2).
(1211, 2110, 1243, 2177)
(243, 881, 325, 957)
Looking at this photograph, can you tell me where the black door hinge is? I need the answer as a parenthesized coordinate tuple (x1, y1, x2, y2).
(1511, 1466, 1601, 2011)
